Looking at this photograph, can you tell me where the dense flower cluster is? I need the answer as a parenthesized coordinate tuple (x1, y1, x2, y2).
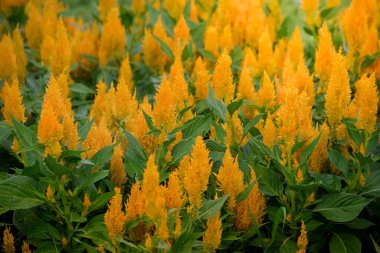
(0, 0, 379, 252)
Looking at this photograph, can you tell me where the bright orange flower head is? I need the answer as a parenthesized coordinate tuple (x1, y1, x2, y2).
(1, 79, 26, 126)
(216, 148, 245, 210)
(0, 35, 17, 82)
(98, 8, 126, 67)
(211, 50, 235, 103)
(12, 27, 27, 84)
(104, 187, 127, 241)
(203, 212, 222, 252)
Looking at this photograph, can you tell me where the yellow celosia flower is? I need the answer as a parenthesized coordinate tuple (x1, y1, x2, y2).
(21, 241, 32, 253)
(125, 182, 145, 221)
(82, 121, 112, 159)
(166, 171, 185, 210)
(353, 74, 378, 133)
(72, 23, 99, 77)
(290, 61, 315, 106)
(0, 35, 17, 82)
(1, 79, 26, 126)
(297, 221, 308, 253)
(46, 185, 55, 202)
(41, 19, 72, 76)
(258, 27, 274, 75)
(89, 81, 108, 123)
(114, 75, 138, 123)
(203, 212, 222, 252)
(174, 216, 182, 239)
(326, 0, 340, 8)
(309, 123, 330, 173)
(12, 27, 27, 84)
(325, 52, 351, 128)
(98, 8, 126, 67)
(234, 170, 266, 231)
(216, 148, 245, 210)
(314, 23, 335, 89)
(152, 75, 177, 133)
(110, 145, 127, 188)
(287, 27, 305, 69)
(211, 50, 235, 103)
(173, 15, 191, 53)
(104, 187, 127, 241)
(38, 99, 64, 158)
(257, 71, 276, 110)
(62, 113, 79, 151)
(193, 57, 210, 100)
(142, 155, 169, 241)
(183, 136, 213, 209)
(118, 54, 134, 92)
(261, 113, 277, 149)
(302, 0, 320, 27)
(220, 25, 233, 52)
(237, 65, 256, 119)
(99, 0, 117, 22)
(129, 98, 159, 154)
(83, 194, 91, 211)
(242, 47, 258, 77)
(204, 26, 219, 57)
(131, 0, 145, 15)
(163, 0, 186, 20)
(3, 226, 15, 253)
(273, 39, 286, 75)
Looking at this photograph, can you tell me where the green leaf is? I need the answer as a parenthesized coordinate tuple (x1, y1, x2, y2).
(206, 86, 227, 121)
(311, 173, 341, 192)
(227, 100, 243, 115)
(236, 179, 256, 203)
(199, 194, 229, 220)
(243, 113, 264, 136)
(91, 145, 115, 169)
(328, 149, 349, 176)
(181, 115, 212, 139)
(79, 119, 94, 142)
(361, 51, 380, 69)
(70, 83, 95, 95)
(80, 170, 109, 190)
(45, 155, 71, 177)
(88, 192, 114, 213)
(314, 193, 371, 222)
(329, 233, 361, 253)
(143, 110, 161, 136)
(345, 218, 374, 230)
(0, 122, 12, 142)
(170, 138, 195, 164)
(265, 207, 287, 253)
(291, 140, 306, 155)
(152, 34, 174, 60)
(300, 135, 320, 165)
(0, 176, 43, 210)
(254, 165, 283, 197)
(370, 234, 380, 253)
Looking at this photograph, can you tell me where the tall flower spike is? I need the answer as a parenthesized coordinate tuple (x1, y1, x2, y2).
(90, 80, 108, 124)
(21, 241, 31, 253)
(104, 187, 127, 241)
(12, 27, 27, 84)
(353, 73, 378, 133)
(287, 27, 305, 69)
(258, 27, 274, 75)
(2, 226, 15, 253)
(309, 123, 330, 173)
(325, 51, 351, 128)
(211, 50, 234, 103)
(302, 0, 320, 27)
(234, 169, 266, 231)
(203, 212, 222, 253)
(98, 8, 126, 67)
(141, 155, 169, 241)
(119, 54, 134, 92)
(166, 171, 185, 210)
(314, 23, 335, 90)
(183, 136, 212, 209)
(99, 0, 117, 22)
(163, 0, 186, 20)
(125, 182, 145, 221)
(220, 24, 233, 52)
(152, 75, 177, 133)
(193, 57, 210, 100)
(173, 15, 191, 53)
(257, 71, 276, 110)
(0, 35, 17, 82)
(261, 112, 277, 149)
(115, 75, 138, 123)
(216, 148, 245, 210)
(204, 26, 219, 57)
(168, 54, 190, 108)
(38, 98, 64, 158)
(1, 79, 26, 126)
(110, 145, 127, 188)
(297, 221, 308, 253)
(82, 121, 112, 159)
